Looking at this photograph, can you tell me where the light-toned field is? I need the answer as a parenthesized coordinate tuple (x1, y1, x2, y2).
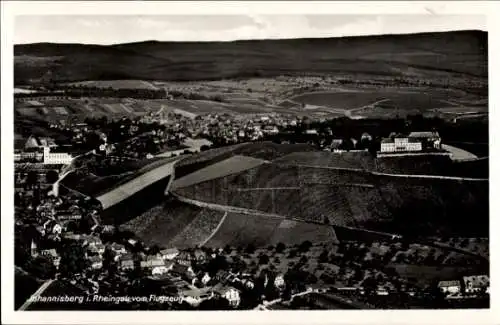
(172, 155, 267, 190)
(442, 144, 478, 161)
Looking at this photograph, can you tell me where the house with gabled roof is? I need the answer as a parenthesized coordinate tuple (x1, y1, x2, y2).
(119, 254, 135, 271)
(463, 275, 490, 294)
(212, 284, 241, 308)
(438, 280, 461, 296)
(160, 248, 179, 260)
(171, 263, 195, 280)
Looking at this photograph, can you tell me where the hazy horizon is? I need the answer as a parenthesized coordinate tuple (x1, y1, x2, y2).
(14, 15, 487, 45)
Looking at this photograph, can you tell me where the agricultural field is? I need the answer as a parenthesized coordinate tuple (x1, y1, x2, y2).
(171, 155, 267, 190)
(434, 237, 489, 259)
(204, 212, 335, 248)
(120, 199, 203, 247)
(167, 209, 226, 248)
(62, 156, 178, 197)
(274, 151, 376, 170)
(172, 161, 489, 238)
(291, 89, 469, 114)
(441, 144, 478, 161)
(69, 80, 159, 90)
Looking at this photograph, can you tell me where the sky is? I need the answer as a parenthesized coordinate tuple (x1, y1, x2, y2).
(14, 14, 487, 45)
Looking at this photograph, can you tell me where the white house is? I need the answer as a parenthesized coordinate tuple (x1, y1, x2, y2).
(43, 146, 73, 165)
(201, 272, 212, 285)
(437, 280, 461, 296)
(111, 243, 127, 256)
(160, 248, 179, 260)
(89, 256, 103, 270)
(90, 243, 106, 256)
(120, 255, 135, 271)
(151, 261, 174, 276)
(463, 275, 490, 294)
(305, 129, 318, 135)
(274, 274, 285, 289)
(380, 137, 422, 153)
(141, 257, 171, 275)
(52, 223, 63, 235)
(216, 286, 241, 308)
(241, 278, 255, 290)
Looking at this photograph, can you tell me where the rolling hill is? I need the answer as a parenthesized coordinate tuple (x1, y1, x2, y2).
(14, 30, 487, 84)
(169, 145, 488, 238)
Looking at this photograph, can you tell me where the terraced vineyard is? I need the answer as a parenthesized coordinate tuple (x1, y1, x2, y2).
(274, 151, 376, 170)
(172, 161, 489, 237)
(168, 209, 225, 248)
(121, 199, 203, 247)
(203, 212, 335, 248)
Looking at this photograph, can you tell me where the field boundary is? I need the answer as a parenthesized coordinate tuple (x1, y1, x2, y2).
(170, 191, 286, 221)
(199, 211, 228, 247)
(275, 162, 489, 182)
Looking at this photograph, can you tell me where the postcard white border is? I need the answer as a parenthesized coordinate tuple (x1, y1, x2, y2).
(2, 1, 499, 324)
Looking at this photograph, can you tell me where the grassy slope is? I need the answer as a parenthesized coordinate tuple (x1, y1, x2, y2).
(14, 31, 487, 84)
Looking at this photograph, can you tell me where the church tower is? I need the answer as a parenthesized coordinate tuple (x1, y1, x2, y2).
(30, 240, 38, 258)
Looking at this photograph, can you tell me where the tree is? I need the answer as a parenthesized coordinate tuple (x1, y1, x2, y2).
(103, 247, 117, 276)
(28, 256, 57, 279)
(148, 245, 160, 256)
(318, 249, 329, 264)
(59, 242, 89, 277)
(45, 170, 59, 184)
(258, 254, 270, 265)
(223, 244, 232, 255)
(26, 171, 39, 186)
(298, 240, 312, 253)
(245, 243, 256, 255)
(362, 276, 378, 295)
(288, 249, 297, 259)
(275, 242, 286, 254)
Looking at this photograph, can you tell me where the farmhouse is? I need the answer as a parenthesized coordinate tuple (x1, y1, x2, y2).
(437, 280, 461, 296)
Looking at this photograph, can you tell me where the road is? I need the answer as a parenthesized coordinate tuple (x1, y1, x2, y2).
(255, 288, 313, 310)
(18, 279, 55, 311)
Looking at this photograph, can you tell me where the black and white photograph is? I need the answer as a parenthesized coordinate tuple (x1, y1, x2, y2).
(1, 1, 497, 324)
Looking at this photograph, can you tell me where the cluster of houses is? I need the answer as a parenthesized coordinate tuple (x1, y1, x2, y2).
(379, 131, 442, 154)
(15, 135, 75, 165)
(437, 275, 490, 299)
(115, 247, 287, 308)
